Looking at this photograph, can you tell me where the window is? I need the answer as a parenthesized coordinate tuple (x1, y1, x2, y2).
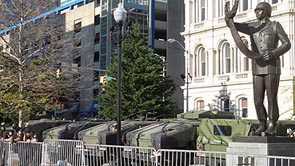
(195, 47, 206, 77)
(218, 0, 224, 17)
(243, 57, 249, 71)
(272, 0, 278, 4)
(96, 0, 100, 5)
(93, 88, 99, 97)
(225, 45, 231, 73)
(213, 125, 232, 136)
(74, 20, 82, 33)
(195, 100, 205, 111)
(199, 0, 206, 21)
(239, 40, 249, 72)
(190, 0, 195, 23)
(94, 51, 100, 62)
(242, 0, 248, 11)
(93, 71, 99, 81)
(220, 43, 231, 74)
(200, 49, 206, 76)
(74, 56, 81, 67)
(95, 15, 100, 25)
(74, 39, 81, 47)
(44, 35, 51, 45)
(239, 98, 248, 118)
(73, 74, 80, 82)
(94, 33, 100, 44)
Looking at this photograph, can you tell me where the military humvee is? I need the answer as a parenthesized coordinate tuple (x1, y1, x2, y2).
(120, 111, 235, 165)
(25, 119, 71, 141)
(194, 119, 295, 165)
(123, 110, 235, 150)
(196, 119, 295, 152)
(77, 120, 152, 145)
(125, 121, 198, 150)
(42, 121, 102, 140)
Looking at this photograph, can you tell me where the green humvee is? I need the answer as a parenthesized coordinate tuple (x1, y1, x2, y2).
(194, 119, 295, 166)
(42, 121, 102, 140)
(26, 119, 71, 141)
(196, 119, 295, 152)
(123, 110, 235, 150)
(77, 120, 152, 145)
(125, 121, 198, 150)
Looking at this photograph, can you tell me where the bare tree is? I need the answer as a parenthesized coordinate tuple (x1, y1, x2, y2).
(0, 0, 88, 126)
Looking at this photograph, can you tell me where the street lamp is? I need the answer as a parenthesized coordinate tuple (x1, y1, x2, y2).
(168, 38, 191, 112)
(112, 2, 127, 145)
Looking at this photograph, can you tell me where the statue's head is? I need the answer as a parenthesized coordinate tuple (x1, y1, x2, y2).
(255, 2, 272, 18)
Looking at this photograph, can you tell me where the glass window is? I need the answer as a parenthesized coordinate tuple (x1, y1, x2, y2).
(238, 98, 248, 118)
(95, 15, 100, 25)
(223, 43, 231, 73)
(195, 100, 205, 111)
(74, 20, 82, 33)
(199, 48, 206, 76)
(94, 51, 100, 62)
(199, 0, 206, 21)
(272, 0, 278, 4)
(213, 125, 232, 136)
(241, 98, 248, 117)
(93, 88, 99, 97)
(93, 71, 99, 81)
(73, 56, 81, 67)
(243, 40, 249, 71)
(242, 0, 248, 11)
(218, 0, 224, 17)
(94, 33, 100, 44)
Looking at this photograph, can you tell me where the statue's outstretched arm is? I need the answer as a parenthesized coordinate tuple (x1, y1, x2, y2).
(224, 0, 261, 60)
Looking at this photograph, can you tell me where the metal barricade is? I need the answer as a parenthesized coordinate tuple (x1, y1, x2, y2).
(41, 139, 85, 166)
(13, 142, 43, 166)
(0, 139, 293, 166)
(157, 149, 226, 166)
(226, 153, 295, 166)
(84, 144, 156, 166)
(0, 141, 11, 166)
(157, 149, 295, 166)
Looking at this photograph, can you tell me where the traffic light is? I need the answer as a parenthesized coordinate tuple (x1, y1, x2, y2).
(100, 75, 107, 92)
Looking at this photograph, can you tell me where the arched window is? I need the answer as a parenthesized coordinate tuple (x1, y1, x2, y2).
(220, 42, 231, 74)
(238, 39, 250, 72)
(195, 47, 206, 77)
(195, 99, 205, 111)
(242, 40, 249, 71)
(238, 98, 248, 118)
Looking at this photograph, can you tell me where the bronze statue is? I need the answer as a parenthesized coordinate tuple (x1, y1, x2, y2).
(225, 0, 291, 136)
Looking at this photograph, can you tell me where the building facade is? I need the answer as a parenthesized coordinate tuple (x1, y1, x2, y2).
(183, 0, 295, 119)
(58, 0, 185, 114)
(0, 0, 185, 115)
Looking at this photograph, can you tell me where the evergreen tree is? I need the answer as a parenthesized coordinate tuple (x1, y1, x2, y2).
(99, 23, 176, 120)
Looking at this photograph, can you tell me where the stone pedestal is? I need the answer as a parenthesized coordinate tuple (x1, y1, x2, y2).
(226, 136, 295, 166)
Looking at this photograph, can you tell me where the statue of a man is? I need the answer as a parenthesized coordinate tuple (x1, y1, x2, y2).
(225, 2, 291, 136)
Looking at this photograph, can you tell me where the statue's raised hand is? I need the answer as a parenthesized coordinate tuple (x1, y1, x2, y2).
(225, 0, 239, 20)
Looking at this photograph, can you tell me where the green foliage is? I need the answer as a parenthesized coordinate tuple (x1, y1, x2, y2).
(99, 23, 176, 120)
(0, 57, 73, 123)
(0, 1, 77, 125)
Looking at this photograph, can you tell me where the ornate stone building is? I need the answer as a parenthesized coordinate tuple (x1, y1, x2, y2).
(182, 0, 295, 119)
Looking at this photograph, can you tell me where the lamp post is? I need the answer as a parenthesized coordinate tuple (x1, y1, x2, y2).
(168, 38, 191, 112)
(112, 2, 127, 145)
